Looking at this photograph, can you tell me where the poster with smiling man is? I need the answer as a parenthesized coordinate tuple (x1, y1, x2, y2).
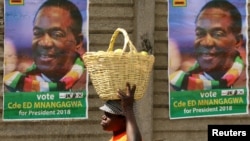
(3, 0, 89, 121)
(168, 0, 248, 119)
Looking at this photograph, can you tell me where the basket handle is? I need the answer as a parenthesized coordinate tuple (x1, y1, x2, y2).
(107, 28, 137, 53)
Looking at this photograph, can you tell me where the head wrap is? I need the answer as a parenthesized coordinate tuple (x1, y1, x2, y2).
(99, 100, 124, 115)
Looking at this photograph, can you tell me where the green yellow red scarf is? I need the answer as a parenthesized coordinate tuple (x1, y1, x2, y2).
(170, 56, 244, 90)
(3, 57, 84, 92)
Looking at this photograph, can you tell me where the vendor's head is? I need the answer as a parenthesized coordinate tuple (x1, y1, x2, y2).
(99, 100, 126, 132)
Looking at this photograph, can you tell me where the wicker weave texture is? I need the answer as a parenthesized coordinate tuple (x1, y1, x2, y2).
(83, 28, 155, 100)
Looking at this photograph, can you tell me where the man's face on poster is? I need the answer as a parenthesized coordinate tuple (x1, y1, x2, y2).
(194, 8, 241, 73)
(32, 6, 78, 80)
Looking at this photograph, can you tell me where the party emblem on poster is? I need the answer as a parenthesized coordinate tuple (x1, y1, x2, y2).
(172, 0, 186, 7)
(168, 0, 249, 119)
(3, 0, 89, 121)
(9, 0, 24, 5)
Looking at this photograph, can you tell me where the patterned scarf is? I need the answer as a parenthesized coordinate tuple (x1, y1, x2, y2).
(170, 56, 244, 90)
(4, 57, 84, 92)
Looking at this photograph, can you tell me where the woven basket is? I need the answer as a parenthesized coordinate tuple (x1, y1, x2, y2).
(82, 28, 155, 100)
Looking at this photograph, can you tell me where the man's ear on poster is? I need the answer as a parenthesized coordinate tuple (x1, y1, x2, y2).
(235, 34, 243, 49)
(75, 33, 85, 56)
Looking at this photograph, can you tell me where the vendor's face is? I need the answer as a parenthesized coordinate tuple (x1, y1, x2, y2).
(32, 7, 78, 80)
(100, 112, 126, 132)
(194, 8, 241, 73)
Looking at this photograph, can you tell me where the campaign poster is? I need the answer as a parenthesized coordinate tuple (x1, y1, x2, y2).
(3, 0, 89, 121)
(168, 0, 249, 119)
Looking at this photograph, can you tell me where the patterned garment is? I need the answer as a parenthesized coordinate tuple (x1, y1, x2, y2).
(170, 56, 244, 90)
(4, 57, 84, 92)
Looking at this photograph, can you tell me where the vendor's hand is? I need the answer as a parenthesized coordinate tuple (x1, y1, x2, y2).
(117, 82, 136, 114)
